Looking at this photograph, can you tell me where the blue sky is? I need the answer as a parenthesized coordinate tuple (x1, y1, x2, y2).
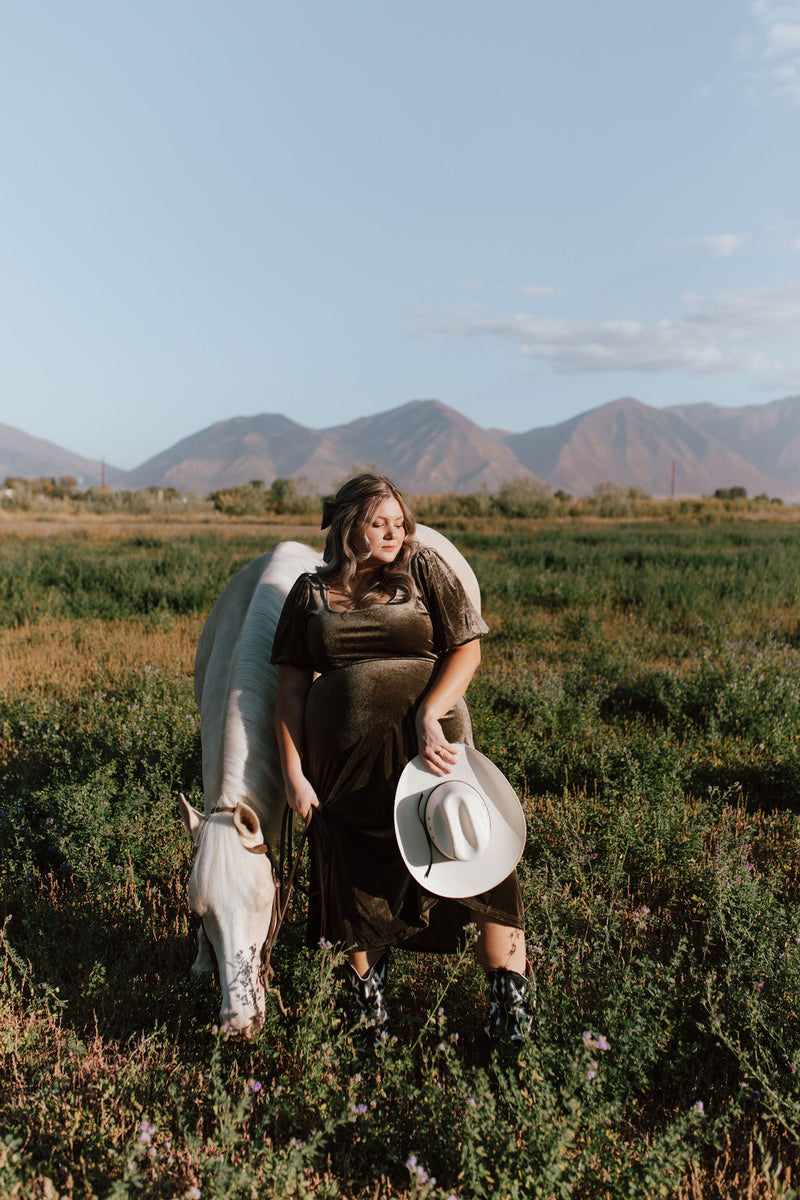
(3, 1, 800, 470)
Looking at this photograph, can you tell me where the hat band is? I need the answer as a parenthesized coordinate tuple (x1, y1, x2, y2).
(415, 791, 436, 879)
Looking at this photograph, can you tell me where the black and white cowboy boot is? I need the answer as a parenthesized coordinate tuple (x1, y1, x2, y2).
(345, 951, 390, 1048)
(484, 966, 535, 1042)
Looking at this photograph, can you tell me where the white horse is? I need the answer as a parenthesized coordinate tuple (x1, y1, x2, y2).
(178, 527, 481, 1035)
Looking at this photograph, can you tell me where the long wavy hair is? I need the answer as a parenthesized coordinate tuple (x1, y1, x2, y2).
(317, 474, 417, 607)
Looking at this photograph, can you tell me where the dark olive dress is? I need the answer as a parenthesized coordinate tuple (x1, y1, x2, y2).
(271, 544, 524, 953)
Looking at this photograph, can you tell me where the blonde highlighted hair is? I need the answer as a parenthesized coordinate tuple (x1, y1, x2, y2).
(318, 474, 417, 607)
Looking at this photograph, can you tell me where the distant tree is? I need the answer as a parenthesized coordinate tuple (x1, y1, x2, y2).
(493, 477, 555, 518)
(0, 478, 32, 510)
(83, 485, 117, 514)
(267, 476, 317, 515)
(590, 482, 631, 518)
(452, 487, 492, 518)
(713, 486, 747, 500)
(267, 477, 297, 513)
(210, 481, 269, 517)
(412, 488, 493, 520)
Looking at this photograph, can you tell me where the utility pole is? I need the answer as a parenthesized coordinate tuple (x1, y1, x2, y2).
(670, 459, 676, 499)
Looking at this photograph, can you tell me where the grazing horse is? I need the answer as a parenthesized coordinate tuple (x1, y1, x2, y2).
(179, 527, 481, 1035)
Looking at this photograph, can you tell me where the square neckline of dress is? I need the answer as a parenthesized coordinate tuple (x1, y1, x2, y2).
(318, 577, 406, 614)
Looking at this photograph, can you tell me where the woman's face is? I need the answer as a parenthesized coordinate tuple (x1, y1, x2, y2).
(361, 497, 406, 566)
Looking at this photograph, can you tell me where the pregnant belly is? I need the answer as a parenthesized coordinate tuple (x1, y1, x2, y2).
(303, 657, 473, 817)
(306, 657, 435, 750)
(302, 658, 435, 813)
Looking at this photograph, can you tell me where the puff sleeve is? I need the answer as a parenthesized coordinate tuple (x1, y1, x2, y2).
(410, 545, 489, 656)
(270, 574, 315, 670)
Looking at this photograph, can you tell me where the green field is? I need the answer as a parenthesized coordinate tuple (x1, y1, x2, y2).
(2, 517, 800, 1198)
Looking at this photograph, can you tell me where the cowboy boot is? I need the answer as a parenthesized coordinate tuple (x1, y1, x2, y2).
(345, 951, 390, 1047)
(484, 966, 535, 1042)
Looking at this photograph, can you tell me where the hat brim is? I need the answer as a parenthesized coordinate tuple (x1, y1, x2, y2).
(394, 745, 526, 898)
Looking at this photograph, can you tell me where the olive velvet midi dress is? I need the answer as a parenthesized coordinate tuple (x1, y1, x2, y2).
(271, 544, 524, 953)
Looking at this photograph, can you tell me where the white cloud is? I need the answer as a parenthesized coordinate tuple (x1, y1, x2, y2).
(740, 1, 800, 105)
(668, 233, 749, 258)
(697, 234, 748, 258)
(417, 283, 800, 386)
(764, 19, 800, 55)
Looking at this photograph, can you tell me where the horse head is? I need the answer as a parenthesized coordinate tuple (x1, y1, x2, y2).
(178, 793, 276, 1036)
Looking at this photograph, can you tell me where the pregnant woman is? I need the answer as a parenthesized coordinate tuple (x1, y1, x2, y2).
(272, 473, 532, 1042)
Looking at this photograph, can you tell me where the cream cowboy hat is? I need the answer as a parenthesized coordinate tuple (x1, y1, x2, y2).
(394, 745, 526, 899)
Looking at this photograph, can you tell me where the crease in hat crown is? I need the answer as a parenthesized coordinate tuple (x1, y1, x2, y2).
(421, 781, 491, 862)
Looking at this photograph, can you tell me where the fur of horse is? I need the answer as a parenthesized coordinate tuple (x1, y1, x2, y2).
(179, 528, 480, 1034)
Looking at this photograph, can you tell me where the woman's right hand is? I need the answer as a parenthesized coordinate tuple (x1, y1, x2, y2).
(286, 775, 320, 821)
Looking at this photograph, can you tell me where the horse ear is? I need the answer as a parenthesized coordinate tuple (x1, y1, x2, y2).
(233, 801, 265, 850)
(178, 793, 205, 841)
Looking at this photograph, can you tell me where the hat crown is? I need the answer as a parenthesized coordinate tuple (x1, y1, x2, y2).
(424, 781, 491, 862)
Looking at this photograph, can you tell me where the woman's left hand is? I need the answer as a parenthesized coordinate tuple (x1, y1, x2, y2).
(415, 709, 458, 777)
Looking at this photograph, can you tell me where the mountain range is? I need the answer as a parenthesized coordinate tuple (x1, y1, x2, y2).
(4, 395, 800, 500)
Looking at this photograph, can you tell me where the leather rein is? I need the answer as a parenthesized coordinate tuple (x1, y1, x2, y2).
(208, 803, 311, 1001)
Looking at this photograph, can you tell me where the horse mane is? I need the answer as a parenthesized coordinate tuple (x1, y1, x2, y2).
(197, 541, 322, 846)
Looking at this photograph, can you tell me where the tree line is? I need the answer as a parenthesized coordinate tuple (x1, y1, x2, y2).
(1, 472, 789, 520)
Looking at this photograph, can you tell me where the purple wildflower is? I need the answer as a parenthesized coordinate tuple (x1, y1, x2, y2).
(138, 1121, 155, 1144)
(406, 1155, 432, 1185)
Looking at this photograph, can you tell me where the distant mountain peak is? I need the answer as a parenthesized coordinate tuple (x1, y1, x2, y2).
(4, 394, 800, 499)
(0, 423, 121, 488)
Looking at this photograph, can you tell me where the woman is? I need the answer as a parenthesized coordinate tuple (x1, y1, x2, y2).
(272, 473, 532, 1041)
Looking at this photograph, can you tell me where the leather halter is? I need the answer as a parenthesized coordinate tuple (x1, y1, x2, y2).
(209, 803, 273, 858)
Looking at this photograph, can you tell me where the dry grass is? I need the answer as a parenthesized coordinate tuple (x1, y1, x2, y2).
(0, 510, 321, 541)
(676, 1134, 796, 1199)
(0, 616, 202, 694)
